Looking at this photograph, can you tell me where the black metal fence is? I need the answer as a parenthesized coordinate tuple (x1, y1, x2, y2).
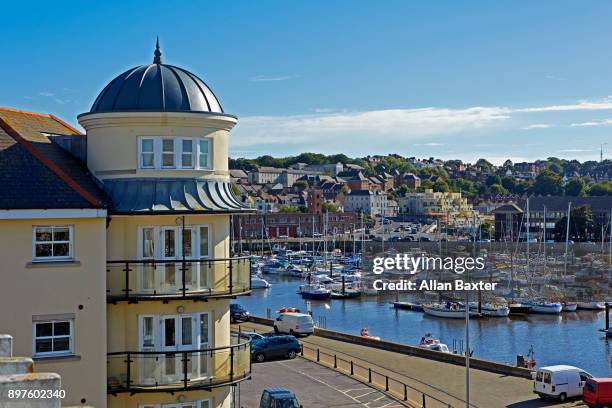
(106, 256, 251, 301)
(107, 341, 251, 394)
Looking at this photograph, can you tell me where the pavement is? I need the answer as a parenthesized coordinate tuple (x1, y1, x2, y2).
(234, 322, 589, 408)
(237, 357, 404, 408)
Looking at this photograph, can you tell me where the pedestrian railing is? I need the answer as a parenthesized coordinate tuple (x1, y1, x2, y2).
(299, 342, 459, 408)
(107, 256, 251, 302)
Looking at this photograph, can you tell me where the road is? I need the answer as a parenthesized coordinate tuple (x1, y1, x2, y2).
(238, 357, 405, 408)
(234, 321, 588, 408)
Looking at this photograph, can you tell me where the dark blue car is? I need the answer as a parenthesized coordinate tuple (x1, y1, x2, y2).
(259, 388, 302, 408)
(230, 303, 250, 323)
(251, 335, 301, 363)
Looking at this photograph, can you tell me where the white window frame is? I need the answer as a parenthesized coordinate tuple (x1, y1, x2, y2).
(139, 138, 156, 169)
(32, 320, 74, 357)
(138, 137, 212, 170)
(181, 138, 195, 169)
(197, 138, 211, 170)
(32, 225, 73, 262)
(198, 224, 212, 259)
(161, 138, 176, 168)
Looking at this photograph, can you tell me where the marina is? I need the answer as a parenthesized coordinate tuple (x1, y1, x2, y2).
(238, 274, 612, 377)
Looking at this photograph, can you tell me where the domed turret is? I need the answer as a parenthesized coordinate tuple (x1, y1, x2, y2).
(89, 38, 223, 114)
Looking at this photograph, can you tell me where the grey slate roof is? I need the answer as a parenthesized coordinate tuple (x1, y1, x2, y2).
(103, 178, 253, 214)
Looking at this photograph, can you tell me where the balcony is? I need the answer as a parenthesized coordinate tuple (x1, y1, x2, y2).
(107, 257, 251, 302)
(107, 341, 250, 394)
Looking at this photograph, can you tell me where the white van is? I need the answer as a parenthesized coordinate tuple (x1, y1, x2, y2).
(273, 313, 314, 336)
(533, 365, 592, 401)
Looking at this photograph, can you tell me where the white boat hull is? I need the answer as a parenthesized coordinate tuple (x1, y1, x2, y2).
(423, 305, 478, 319)
(525, 303, 562, 314)
(577, 302, 605, 310)
(562, 303, 578, 312)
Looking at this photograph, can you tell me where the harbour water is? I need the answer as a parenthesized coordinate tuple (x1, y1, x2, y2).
(236, 275, 612, 377)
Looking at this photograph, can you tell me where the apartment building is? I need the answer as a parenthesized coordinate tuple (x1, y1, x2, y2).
(249, 167, 322, 187)
(0, 42, 253, 408)
(344, 190, 388, 216)
(399, 189, 481, 228)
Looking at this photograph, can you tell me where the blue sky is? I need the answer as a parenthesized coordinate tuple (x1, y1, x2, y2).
(1, 1, 612, 163)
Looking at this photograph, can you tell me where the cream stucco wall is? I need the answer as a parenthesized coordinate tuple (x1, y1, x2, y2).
(109, 387, 231, 408)
(0, 217, 107, 407)
(78, 112, 235, 181)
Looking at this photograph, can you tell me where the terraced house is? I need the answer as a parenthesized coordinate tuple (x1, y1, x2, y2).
(0, 42, 253, 408)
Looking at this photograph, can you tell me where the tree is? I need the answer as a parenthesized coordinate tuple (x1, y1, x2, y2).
(531, 169, 564, 195)
(486, 175, 502, 187)
(293, 180, 308, 189)
(396, 184, 409, 197)
(488, 183, 508, 195)
(564, 178, 586, 197)
(554, 205, 594, 242)
(475, 158, 493, 173)
(502, 159, 513, 169)
(322, 202, 339, 213)
(433, 179, 450, 193)
(230, 183, 241, 196)
(589, 181, 612, 196)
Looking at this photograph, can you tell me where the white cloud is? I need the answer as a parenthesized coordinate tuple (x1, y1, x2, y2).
(558, 149, 593, 153)
(250, 74, 300, 82)
(522, 123, 553, 130)
(233, 106, 510, 148)
(39, 91, 55, 97)
(570, 118, 612, 127)
(230, 97, 612, 159)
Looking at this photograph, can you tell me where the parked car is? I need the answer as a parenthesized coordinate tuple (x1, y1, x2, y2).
(251, 335, 302, 363)
(234, 331, 267, 342)
(260, 389, 302, 408)
(583, 377, 612, 407)
(534, 365, 592, 402)
(273, 313, 315, 336)
(230, 303, 250, 323)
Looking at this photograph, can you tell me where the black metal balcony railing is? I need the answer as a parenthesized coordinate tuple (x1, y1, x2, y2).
(107, 257, 251, 302)
(107, 341, 251, 394)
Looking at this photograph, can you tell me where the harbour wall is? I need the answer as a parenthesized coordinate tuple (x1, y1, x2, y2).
(249, 315, 534, 379)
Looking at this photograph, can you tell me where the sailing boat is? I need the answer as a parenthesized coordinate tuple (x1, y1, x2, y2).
(559, 203, 578, 312)
(521, 198, 562, 314)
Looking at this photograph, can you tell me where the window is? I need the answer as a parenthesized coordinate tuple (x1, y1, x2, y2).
(199, 226, 210, 258)
(182, 139, 194, 168)
(198, 139, 209, 169)
(139, 137, 210, 170)
(33, 226, 72, 261)
(142, 316, 154, 348)
(162, 139, 175, 168)
(140, 138, 155, 168)
(33, 320, 73, 356)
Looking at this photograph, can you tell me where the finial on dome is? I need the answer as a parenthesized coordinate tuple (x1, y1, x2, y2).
(153, 37, 162, 64)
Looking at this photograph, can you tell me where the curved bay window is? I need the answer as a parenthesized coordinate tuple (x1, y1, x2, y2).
(106, 225, 250, 301)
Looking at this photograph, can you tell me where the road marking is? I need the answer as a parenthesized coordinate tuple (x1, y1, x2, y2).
(277, 360, 400, 407)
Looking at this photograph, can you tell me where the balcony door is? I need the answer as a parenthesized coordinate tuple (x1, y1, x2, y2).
(137, 226, 210, 294)
(160, 314, 196, 383)
(138, 313, 211, 385)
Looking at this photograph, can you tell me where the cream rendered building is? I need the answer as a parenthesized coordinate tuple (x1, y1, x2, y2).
(0, 42, 252, 408)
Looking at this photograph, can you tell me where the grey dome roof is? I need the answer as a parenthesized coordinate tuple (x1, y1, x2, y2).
(90, 40, 224, 114)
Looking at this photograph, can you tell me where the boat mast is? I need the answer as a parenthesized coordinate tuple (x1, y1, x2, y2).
(526, 198, 530, 276)
(543, 205, 547, 274)
(564, 202, 572, 279)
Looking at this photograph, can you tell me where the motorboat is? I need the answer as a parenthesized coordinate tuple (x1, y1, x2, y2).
(577, 301, 606, 310)
(418, 333, 450, 353)
(298, 283, 331, 300)
(261, 259, 289, 274)
(422, 302, 482, 319)
(251, 276, 271, 289)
